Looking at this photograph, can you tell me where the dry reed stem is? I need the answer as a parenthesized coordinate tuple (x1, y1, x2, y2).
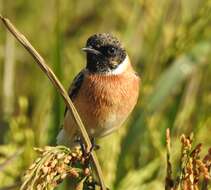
(165, 128, 174, 190)
(0, 15, 106, 190)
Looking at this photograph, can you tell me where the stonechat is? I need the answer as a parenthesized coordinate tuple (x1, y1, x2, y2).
(57, 33, 140, 147)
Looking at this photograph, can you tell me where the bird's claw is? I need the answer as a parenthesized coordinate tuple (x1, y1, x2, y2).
(74, 137, 100, 158)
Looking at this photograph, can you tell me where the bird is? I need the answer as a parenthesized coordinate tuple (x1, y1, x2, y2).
(57, 33, 140, 147)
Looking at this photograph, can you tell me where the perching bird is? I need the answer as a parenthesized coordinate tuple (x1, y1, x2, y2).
(57, 33, 140, 147)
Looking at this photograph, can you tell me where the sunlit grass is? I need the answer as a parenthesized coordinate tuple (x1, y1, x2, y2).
(0, 0, 211, 189)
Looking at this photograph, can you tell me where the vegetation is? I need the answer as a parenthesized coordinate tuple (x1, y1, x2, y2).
(0, 0, 211, 189)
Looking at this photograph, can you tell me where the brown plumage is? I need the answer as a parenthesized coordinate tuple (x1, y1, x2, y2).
(64, 59, 139, 140)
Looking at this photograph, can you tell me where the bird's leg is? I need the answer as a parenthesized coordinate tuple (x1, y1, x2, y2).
(90, 137, 100, 151)
(75, 137, 110, 189)
(74, 136, 99, 156)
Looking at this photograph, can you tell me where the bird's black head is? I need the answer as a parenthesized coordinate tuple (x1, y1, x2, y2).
(82, 33, 127, 74)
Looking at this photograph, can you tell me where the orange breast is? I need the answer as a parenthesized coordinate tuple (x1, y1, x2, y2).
(68, 69, 140, 137)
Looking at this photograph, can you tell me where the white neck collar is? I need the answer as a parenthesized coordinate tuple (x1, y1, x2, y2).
(105, 55, 129, 75)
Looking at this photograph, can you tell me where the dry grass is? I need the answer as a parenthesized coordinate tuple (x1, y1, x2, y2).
(19, 129, 211, 189)
(165, 129, 211, 190)
(20, 146, 97, 190)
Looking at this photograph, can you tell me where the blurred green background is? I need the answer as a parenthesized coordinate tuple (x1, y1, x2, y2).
(0, 0, 211, 189)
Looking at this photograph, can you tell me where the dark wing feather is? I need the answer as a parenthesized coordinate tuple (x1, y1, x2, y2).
(64, 71, 84, 115)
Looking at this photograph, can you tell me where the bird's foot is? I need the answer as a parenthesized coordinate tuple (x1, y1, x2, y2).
(74, 137, 100, 172)
(90, 137, 100, 152)
(74, 137, 100, 158)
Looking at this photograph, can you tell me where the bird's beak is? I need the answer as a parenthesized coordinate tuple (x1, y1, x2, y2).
(82, 47, 102, 55)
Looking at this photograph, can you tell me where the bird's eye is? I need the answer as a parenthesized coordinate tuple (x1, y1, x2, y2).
(107, 47, 116, 55)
